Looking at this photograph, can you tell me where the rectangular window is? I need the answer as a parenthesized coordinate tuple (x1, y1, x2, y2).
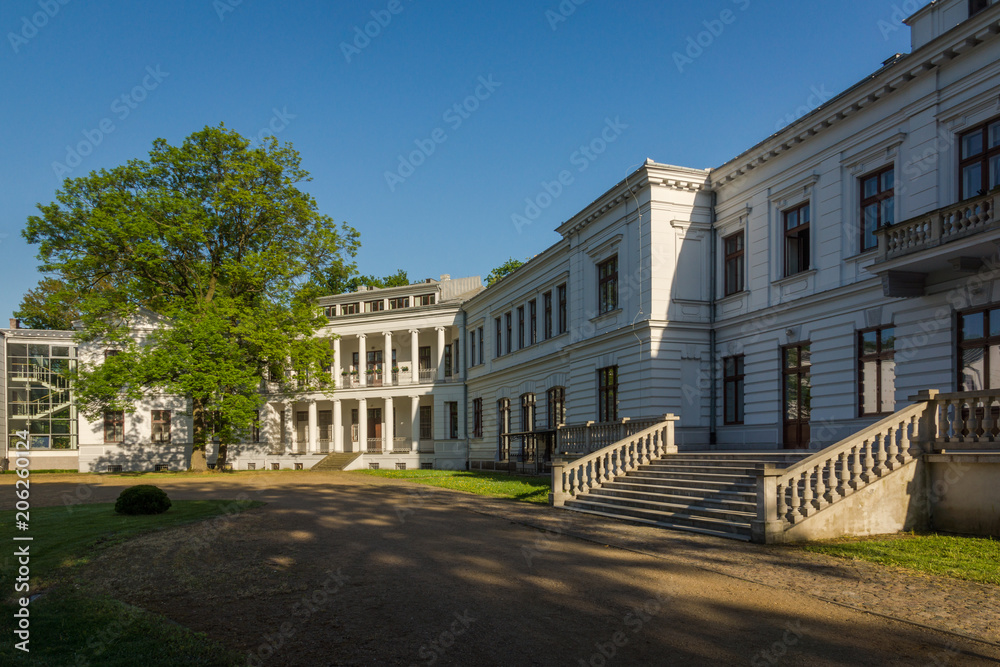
(495, 317, 502, 358)
(469, 332, 476, 368)
(959, 115, 1000, 200)
(341, 302, 359, 315)
(529, 300, 537, 345)
(958, 307, 1000, 390)
(558, 284, 567, 334)
(505, 312, 512, 355)
(447, 402, 459, 439)
(547, 386, 566, 429)
(723, 231, 745, 296)
(970, 0, 994, 17)
(444, 344, 453, 377)
(723, 356, 745, 425)
(784, 203, 810, 277)
(598, 256, 619, 314)
(860, 166, 895, 252)
(418, 294, 436, 306)
(151, 409, 171, 443)
(478, 327, 484, 365)
(252, 412, 261, 443)
(389, 297, 410, 309)
(859, 327, 896, 416)
(473, 398, 483, 438)
(543, 291, 553, 339)
(365, 299, 385, 313)
(419, 346, 431, 370)
(597, 366, 618, 422)
(104, 410, 124, 444)
(517, 306, 525, 349)
(323, 306, 336, 318)
(419, 405, 433, 440)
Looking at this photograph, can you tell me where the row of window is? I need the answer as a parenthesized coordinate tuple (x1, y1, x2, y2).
(492, 284, 568, 359)
(323, 294, 436, 318)
(721, 114, 1000, 295)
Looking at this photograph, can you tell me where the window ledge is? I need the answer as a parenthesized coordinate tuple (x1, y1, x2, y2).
(717, 290, 749, 306)
(771, 269, 817, 287)
(591, 309, 622, 324)
(843, 248, 878, 262)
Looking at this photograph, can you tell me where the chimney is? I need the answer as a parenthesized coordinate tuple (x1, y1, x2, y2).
(440, 274, 451, 282)
(9, 318, 19, 329)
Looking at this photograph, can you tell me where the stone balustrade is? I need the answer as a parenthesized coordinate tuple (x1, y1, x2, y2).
(875, 192, 996, 262)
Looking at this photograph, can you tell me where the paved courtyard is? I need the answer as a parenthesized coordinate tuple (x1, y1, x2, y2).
(6, 472, 1000, 665)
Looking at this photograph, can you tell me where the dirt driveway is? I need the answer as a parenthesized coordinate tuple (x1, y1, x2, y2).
(7, 472, 1000, 666)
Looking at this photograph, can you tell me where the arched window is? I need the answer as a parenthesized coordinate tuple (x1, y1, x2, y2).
(520, 393, 536, 432)
(547, 387, 566, 429)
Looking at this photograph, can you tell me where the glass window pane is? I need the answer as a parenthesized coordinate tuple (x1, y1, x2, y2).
(862, 331, 878, 355)
(990, 310, 1000, 338)
(785, 209, 798, 230)
(785, 348, 799, 368)
(963, 312, 985, 340)
(725, 384, 736, 422)
(801, 205, 810, 225)
(28, 344, 48, 357)
(800, 346, 811, 367)
(8, 343, 26, 356)
(880, 359, 895, 412)
(864, 204, 878, 249)
(882, 328, 895, 351)
(963, 131, 984, 159)
(991, 346, 1000, 390)
(990, 121, 1000, 149)
(862, 361, 878, 414)
(786, 376, 799, 420)
(881, 169, 895, 191)
(963, 163, 982, 199)
(990, 155, 1000, 191)
(863, 176, 878, 198)
(881, 197, 894, 227)
(735, 356, 744, 374)
(962, 348, 986, 390)
(799, 375, 811, 417)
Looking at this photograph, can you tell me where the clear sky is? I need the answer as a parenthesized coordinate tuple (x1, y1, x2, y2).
(0, 0, 915, 322)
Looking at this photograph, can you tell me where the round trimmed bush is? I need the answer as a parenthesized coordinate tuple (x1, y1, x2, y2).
(114, 485, 172, 515)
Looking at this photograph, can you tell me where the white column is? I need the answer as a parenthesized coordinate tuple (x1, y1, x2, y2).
(358, 334, 367, 387)
(385, 396, 394, 452)
(458, 325, 467, 381)
(410, 329, 420, 384)
(332, 337, 341, 389)
(358, 398, 368, 452)
(411, 396, 420, 452)
(283, 403, 294, 455)
(436, 327, 446, 382)
(384, 331, 393, 384)
(308, 401, 318, 454)
(333, 400, 343, 453)
(266, 402, 279, 449)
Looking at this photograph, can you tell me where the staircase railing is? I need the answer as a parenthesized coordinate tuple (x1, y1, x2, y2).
(550, 415, 678, 506)
(557, 416, 665, 454)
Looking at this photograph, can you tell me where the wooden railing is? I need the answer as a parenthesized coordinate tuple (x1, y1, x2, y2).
(551, 416, 678, 506)
(557, 416, 665, 454)
(753, 388, 1000, 543)
(875, 192, 996, 262)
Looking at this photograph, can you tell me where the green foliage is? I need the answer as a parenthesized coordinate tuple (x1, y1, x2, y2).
(23, 125, 359, 459)
(319, 267, 410, 295)
(354, 469, 550, 504)
(114, 485, 172, 515)
(13, 277, 82, 330)
(486, 257, 526, 287)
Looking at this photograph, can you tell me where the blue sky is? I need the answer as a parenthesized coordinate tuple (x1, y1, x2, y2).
(0, 0, 915, 322)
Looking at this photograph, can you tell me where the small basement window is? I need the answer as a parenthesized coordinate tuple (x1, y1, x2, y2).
(247, 463, 256, 470)
(420, 462, 433, 470)
(154, 464, 169, 472)
(106, 464, 123, 473)
(395, 462, 407, 470)
(369, 462, 380, 470)
(271, 462, 280, 471)
(294, 463, 303, 470)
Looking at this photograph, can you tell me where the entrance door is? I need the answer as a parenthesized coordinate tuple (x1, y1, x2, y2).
(782, 344, 811, 450)
(367, 408, 382, 450)
(296, 411, 308, 452)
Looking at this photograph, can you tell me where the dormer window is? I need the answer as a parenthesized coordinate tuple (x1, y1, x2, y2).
(417, 294, 436, 306)
(341, 303, 359, 315)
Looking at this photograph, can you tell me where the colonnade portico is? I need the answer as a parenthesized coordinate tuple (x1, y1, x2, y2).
(329, 326, 464, 388)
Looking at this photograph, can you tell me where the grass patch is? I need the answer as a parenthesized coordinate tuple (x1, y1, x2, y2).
(802, 533, 1000, 586)
(353, 469, 551, 504)
(0, 499, 264, 587)
(0, 587, 241, 666)
(0, 470, 77, 475)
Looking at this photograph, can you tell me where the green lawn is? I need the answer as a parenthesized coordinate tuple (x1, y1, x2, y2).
(354, 469, 551, 504)
(802, 533, 1000, 586)
(0, 498, 261, 665)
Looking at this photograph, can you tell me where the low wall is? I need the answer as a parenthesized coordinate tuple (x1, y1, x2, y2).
(927, 453, 1000, 538)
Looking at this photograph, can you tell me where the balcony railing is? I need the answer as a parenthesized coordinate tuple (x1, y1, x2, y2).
(875, 191, 997, 263)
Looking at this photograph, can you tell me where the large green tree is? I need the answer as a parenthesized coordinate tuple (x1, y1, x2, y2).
(23, 124, 360, 467)
(14, 277, 83, 330)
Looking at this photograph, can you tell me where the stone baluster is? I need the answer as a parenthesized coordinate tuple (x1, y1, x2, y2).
(850, 444, 862, 491)
(862, 438, 875, 483)
(776, 480, 788, 522)
(814, 462, 826, 509)
(800, 470, 814, 517)
(788, 473, 801, 520)
(825, 455, 838, 503)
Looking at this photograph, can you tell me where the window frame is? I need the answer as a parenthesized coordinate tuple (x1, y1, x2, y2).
(151, 409, 171, 444)
(723, 231, 745, 297)
(388, 296, 410, 310)
(783, 203, 811, 277)
(859, 166, 895, 253)
(419, 405, 433, 440)
(341, 302, 360, 316)
(598, 256, 619, 314)
(495, 318, 502, 358)
(520, 393, 536, 433)
(723, 355, 745, 425)
(543, 291, 553, 339)
(547, 386, 566, 429)
(478, 327, 484, 365)
(505, 312, 512, 355)
(958, 114, 1000, 201)
(597, 366, 618, 422)
(970, 0, 993, 17)
(104, 410, 124, 444)
(557, 284, 568, 334)
(957, 306, 1000, 391)
(858, 326, 897, 416)
(517, 306, 525, 349)
(529, 299, 537, 345)
(472, 398, 483, 438)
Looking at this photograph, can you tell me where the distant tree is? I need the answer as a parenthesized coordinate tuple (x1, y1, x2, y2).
(320, 268, 410, 294)
(486, 258, 525, 287)
(14, 277, 82, 330)
(23, 124, 359, 468)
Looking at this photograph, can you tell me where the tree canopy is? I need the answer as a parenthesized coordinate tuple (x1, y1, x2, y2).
(23, 124, 360, 465)
(14, 277, 84, 330)
(486, 258, 526, 287)
(319, 268, 410, 295)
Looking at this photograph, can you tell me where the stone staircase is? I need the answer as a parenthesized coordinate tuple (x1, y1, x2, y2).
(563, 452, 810, 541)
(311, 452, 362, 471)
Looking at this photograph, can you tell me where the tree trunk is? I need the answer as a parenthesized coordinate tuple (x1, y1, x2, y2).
(191, 396, 208, 471)
(217, 442, 229, 470)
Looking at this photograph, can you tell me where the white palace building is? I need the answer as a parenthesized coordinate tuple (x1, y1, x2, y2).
(3, 0, 999, 541)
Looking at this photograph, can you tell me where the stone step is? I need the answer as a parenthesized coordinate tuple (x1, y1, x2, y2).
(570, 492, 756, 524)
(312, 453, 362, 471)
(617, 474, 756, 493)
(640, 463, 767, 475)
(564, 499, 752, 539)
(594, 485, 756, 511)
(563, 506, 753, 542)
(624, 469, 756, 484)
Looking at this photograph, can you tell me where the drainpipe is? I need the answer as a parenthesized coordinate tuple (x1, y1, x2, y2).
(709, 190, 718, 448)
